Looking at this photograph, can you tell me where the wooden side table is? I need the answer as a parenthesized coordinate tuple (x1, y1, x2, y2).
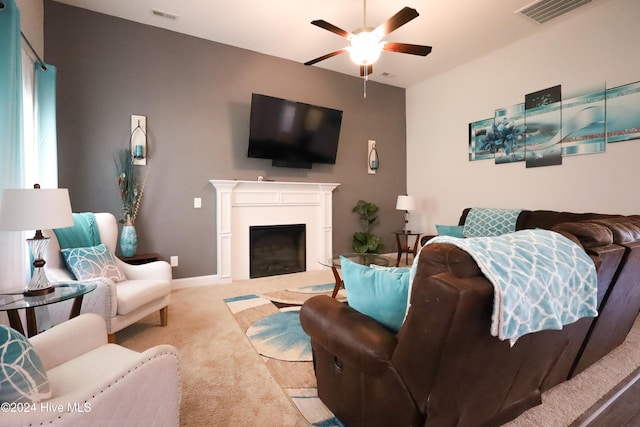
(392, 231, 422, 267)
(118, 252, 161, 265)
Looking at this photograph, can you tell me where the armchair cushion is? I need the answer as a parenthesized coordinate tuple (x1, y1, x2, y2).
(0, 325, 51, 404)
(61, 243, 126, 283)
(116, 279, 172, 315)
(341, 256, 410, 332)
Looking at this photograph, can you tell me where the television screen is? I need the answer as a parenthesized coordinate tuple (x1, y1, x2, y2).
(247, 93, 343, 168)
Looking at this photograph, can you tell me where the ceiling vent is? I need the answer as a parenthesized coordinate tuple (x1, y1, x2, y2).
(515, 0, 592, 24)
(151, 9, 179, 21)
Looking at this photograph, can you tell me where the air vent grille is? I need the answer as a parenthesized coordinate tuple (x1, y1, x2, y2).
(516, 0, 592, 24)
(151, 9, 179, 21)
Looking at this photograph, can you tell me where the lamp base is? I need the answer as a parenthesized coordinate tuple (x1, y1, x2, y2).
(25, 237, 54, 296)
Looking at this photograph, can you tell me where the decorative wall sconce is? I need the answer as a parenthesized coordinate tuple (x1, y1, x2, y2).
(368, 139, 379, 174)
(130, 114, 147, 165)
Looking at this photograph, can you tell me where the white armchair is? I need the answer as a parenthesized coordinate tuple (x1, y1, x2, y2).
(0, 313, 181, 427)
(44, 213, 171, 342)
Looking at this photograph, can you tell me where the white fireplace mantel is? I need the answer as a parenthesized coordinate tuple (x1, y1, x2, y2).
(210, 180, 340, 283)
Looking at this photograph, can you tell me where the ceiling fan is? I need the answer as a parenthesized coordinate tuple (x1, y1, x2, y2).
(304, 1, 432, 79)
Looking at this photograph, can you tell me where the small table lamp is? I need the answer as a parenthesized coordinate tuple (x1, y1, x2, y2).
(0, 185, 74, 296)
(396, 195, 416, 233)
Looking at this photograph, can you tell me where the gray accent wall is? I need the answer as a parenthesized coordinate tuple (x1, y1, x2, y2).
(44, 1, 408, 279)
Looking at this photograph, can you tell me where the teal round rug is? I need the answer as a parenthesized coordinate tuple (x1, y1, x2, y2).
(246, 309, 312, 362)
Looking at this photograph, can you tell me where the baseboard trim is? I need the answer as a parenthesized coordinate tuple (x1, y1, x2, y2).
(172, 275, 220, 289)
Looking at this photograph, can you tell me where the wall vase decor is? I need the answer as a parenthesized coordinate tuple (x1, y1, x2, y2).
(120, 224, 138, 257)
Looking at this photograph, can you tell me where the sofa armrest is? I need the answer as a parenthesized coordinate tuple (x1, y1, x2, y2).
(29, 313, 108, 371)
(300, 295, 398, 375)
(117, 259, 172, 281)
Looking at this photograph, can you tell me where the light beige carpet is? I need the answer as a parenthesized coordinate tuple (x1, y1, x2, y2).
(116, 269, 640, 426)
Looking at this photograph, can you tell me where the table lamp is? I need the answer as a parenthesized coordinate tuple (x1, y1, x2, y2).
(0, 185, 74, 296)
(396, 195, 416, 233)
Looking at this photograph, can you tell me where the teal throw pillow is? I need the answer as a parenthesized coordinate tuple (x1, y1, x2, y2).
(0, 325, 51, 404)
(341, 256, 410, 332)
(61, 243, 126, 282)
(436, 224, 465, 238)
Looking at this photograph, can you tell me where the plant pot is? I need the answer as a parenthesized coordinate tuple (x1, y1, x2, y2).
(120, 224, 138, 257)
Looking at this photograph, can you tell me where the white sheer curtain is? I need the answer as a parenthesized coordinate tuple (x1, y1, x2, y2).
(0, 46, 50, 293)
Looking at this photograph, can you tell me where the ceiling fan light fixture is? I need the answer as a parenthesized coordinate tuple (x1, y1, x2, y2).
(349, 32, 383, 65)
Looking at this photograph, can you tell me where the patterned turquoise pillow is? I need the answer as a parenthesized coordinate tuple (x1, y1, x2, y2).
(0, 325, 51, 404)
(462, 208, 522, 237)
(436, 224, 465, 238)
(341, 256, 410, 332)
(61, 243, 126, 282)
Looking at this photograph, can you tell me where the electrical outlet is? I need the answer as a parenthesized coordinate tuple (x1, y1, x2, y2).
(170, 256, 178, 267)
(194, 197, 201, 208)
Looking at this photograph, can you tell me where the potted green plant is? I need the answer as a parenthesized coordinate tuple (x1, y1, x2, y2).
(352, 200, 382, 254)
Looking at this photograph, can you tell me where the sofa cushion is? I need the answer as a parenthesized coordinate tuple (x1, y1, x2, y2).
(116, 279, 172, 315)
(436, 224, 465, 238)
(340, 256, 410, 332)
(61, 244, 126, 283)
(0, 325, 51, 404)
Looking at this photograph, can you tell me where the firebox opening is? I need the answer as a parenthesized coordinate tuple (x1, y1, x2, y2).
(250, 224, 306, 279)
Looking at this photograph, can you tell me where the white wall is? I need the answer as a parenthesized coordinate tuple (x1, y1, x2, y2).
(406, 0, 640, 233)
(16, 0, 44, 58)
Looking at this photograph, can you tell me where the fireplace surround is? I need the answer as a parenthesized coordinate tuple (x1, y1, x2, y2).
(210, 180, 340, 283)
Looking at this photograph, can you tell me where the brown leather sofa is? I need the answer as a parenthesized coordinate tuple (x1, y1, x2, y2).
(300, 209, 640, 426)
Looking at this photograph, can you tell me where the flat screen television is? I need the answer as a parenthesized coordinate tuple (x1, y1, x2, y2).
(247, 93, 343, 168)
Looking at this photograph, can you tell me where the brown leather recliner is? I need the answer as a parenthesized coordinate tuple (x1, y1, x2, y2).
(301, 211, 634, 426)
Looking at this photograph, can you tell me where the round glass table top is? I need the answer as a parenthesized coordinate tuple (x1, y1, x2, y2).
(319, 253, 391, 269)
(0, 282, 97, 311)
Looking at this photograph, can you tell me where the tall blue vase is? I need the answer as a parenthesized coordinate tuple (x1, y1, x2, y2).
(120, 224, 138, 257)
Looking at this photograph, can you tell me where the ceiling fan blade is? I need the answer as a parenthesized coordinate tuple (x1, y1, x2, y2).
(311, 20, 353, 39)
(360, 64, 373, 77)
(374, 7, 419, 37)
(304, 48, 348, 66)
(383, 42, 432, 56)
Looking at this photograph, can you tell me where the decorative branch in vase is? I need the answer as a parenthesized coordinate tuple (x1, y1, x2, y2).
(114, 148, 149, 256)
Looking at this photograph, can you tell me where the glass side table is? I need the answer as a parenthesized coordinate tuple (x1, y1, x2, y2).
(319, 253, 391, 298)
(0, 282, 97, 337)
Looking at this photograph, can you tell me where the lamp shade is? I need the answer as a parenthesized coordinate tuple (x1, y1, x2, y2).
(396, 195, 416, 211)
(0, 188, 74, 231)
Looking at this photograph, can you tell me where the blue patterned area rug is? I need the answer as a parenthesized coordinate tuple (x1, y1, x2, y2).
(225, 292, 343, 427)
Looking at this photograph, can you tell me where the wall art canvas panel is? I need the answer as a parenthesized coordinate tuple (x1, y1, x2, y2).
(561, 90, 606, 156)
(525, 85, 562, 168)
(492, 104, 525, 164)
(606, 81, 640, 143)
(468, 118, 495, 161)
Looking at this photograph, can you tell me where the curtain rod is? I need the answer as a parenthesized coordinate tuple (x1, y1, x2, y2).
(20, 31, 47, 69)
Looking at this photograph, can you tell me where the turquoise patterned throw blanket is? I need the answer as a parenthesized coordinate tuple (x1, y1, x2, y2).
(428, 229, 598, 343)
